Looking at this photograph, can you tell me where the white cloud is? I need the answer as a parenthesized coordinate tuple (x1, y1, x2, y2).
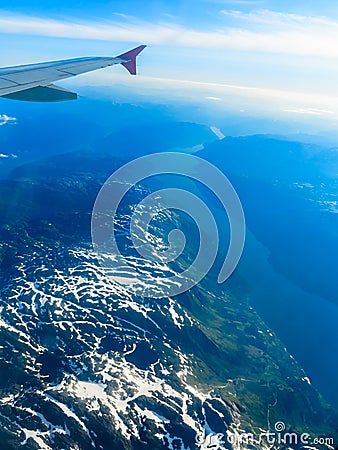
(221, 9, 337, 29)
(282, 107, 335, 116)
(210, 126, 225, 139)
(206, 96, 222, 101)
(1, 10, 338, 57)
(72, 71, 338, 119)
(0, 153, 17, 158)
(217, 0, 263, 4)
(208, 0, 263, 4)
(0, 114, 16, 126)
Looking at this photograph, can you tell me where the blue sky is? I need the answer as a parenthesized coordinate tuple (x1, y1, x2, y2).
(2, 0, 338, 132)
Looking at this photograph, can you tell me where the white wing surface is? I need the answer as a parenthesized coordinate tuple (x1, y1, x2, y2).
(0, 45, 146, 102)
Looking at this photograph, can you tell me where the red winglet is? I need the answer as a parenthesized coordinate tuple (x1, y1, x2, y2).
(117, 45, 146, 75)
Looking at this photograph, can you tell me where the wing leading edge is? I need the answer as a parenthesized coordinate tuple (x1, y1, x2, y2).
(0, 45, 146, 102)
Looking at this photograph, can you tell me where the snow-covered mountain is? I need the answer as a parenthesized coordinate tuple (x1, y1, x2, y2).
(0, 145, 337, 450)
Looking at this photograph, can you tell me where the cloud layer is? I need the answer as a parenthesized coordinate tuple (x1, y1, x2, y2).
(1, 9, 338, 57)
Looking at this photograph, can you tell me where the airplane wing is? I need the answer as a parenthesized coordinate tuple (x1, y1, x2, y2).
(0, 45, 146, 102)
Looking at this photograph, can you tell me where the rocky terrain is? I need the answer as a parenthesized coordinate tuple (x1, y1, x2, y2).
(0, 147, 336, 449)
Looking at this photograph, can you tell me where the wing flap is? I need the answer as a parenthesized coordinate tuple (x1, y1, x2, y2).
(2, 84, 77, 102)
(0, 77, 19, 89)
